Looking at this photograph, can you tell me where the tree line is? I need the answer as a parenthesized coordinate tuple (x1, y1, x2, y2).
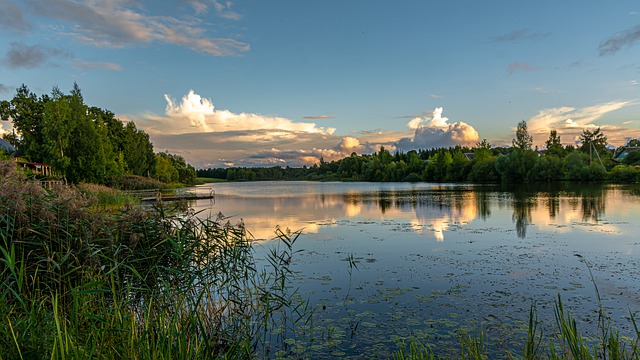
(198, 121, 640, 183)
(1, 84, 196, 186)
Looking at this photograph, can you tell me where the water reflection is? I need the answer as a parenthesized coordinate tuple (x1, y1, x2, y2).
(186, 182, 640, 357)
(511, 189, 535, 239)
(190, 182, 634, 241)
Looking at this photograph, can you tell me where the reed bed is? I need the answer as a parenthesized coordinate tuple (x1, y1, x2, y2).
(1, 160, 310, 359)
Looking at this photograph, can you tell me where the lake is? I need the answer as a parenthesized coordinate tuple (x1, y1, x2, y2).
(189, 181, 640, 358)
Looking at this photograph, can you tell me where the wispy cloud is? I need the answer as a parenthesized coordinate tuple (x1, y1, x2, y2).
(303, 115, 335, 120)
(0, 0, 31, 32)
(0, 83, 11, 94)
(527, 101, 636, 146)
(2, 42, 70, 69)
(429, 94, 444, 99)
(491, 28, 551, 43)
(187, 0, 209, 15)
(599, 24, 640, 56)
(25, 0, 249, 56)
(212, 0, 242, 20)
(73, 60, 122, 71)
(396, 107, 480, 151)
(508, 62, 543, 75)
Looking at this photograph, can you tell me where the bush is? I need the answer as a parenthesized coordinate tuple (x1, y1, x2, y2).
(609, 164, 639, 183)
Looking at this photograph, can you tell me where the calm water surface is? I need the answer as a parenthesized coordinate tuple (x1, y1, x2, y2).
(190, 181, 640, 357)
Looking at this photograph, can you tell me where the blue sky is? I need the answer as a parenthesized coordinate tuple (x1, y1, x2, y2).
(1, 0, 639, 167)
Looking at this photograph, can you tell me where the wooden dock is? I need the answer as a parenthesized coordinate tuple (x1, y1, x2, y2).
(141, 193, 215, 202)
(126, 188, 215, 203)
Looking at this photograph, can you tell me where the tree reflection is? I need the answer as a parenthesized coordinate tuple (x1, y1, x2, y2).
(475, 190, 491, 220)
(511, 189, 536, 239)
(581, 188, 606, 222)
(378, 191, 391, 214)
(546, 195, 560, 220)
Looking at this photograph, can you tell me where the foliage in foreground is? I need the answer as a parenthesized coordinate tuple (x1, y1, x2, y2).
(1, 160, 310, 359)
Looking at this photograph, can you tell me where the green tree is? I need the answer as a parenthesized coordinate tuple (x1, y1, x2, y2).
(474, 139, 493, 161)
(530, 155, 564, 182)
(154, 153, 179, 183)
(579, 128, 607, 155)
(0, 84, 49, 161)
(123, 122, 155, 176)
(377, 146, 392, 165)
(512, 120, 533, 151)
(64, 85, 108, 183)
(544, 130, 564, 157)
(446, 148, 469, 182)
(43, 87, 73, 177)
(563, 151, 590, 180)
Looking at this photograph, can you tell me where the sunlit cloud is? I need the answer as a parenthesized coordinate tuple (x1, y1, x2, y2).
(140, 90, 336, 136)
(131, 91, 347, 167)
(25, 0, 249, 56)
(0, 123, 13, 137)
(526, 101, 636, 146)
(396, 107, 480, 151)
(337, 136, 362, 152)
(303, 115, 335, 120)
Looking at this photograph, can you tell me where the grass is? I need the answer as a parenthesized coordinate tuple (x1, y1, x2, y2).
(196, 177, 227, 184)
(113, 174, 171, 190)
(76, 182, 138, 208)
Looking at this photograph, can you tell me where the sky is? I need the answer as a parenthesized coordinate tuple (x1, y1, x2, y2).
(1, 0, 639, 168)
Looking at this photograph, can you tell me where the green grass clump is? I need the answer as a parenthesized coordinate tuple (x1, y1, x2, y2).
(114, 174, 170, 190)
(196, 177, 227, 184)
(77, 182, 138, 208)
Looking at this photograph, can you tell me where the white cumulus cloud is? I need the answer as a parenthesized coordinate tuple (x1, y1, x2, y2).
(396, 107, 480, 151)
(142, 90, 336, 136)
(337, 136, 362, 152)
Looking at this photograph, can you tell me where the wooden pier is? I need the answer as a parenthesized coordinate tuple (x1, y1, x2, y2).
(125, 188, 215, 203)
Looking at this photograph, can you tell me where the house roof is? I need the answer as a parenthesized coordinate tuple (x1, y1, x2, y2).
(613, 146, 640, 161)
(0, 138, 15, 152)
